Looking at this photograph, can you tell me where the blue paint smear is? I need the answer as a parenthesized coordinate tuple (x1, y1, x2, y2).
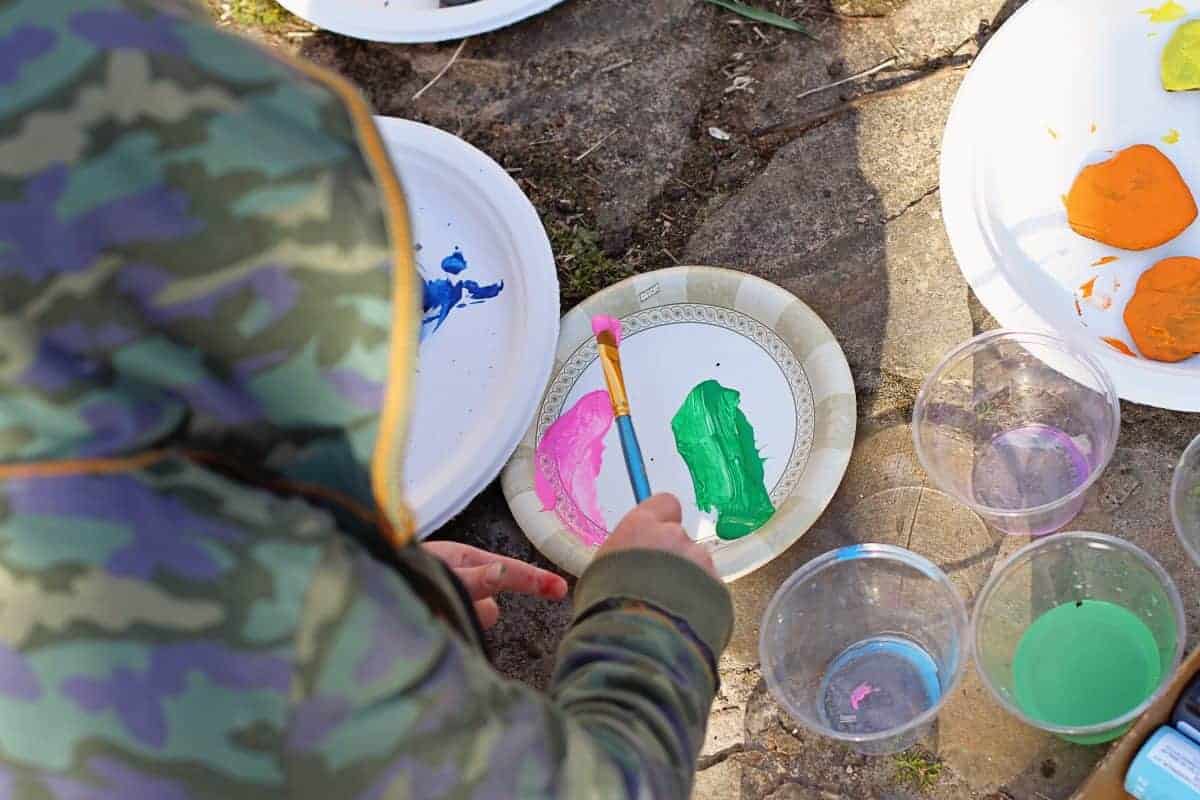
(420, 249, 504, 341)
(440, 249, 468, 274)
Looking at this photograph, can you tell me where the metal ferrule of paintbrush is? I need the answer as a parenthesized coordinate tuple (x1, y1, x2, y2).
(596, 332, 631, 416)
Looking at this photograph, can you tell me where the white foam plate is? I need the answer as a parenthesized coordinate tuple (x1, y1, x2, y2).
(501, 267, 857, 582)
(276, 0, 568, 43)
(941, 0, 1200, 411)
(375, 117, 559, 538)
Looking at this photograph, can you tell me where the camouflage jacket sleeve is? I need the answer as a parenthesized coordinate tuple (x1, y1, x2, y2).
(290, 541, 733, 800)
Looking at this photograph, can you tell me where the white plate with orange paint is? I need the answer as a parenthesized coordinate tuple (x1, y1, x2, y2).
(376, 118, 559, 538)
(275, 0, 568, 42)
(941, 0, 1200, 411)
(500, 267, 856, 582)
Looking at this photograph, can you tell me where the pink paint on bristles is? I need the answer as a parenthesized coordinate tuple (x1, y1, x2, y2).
(591, 314, 622, 344)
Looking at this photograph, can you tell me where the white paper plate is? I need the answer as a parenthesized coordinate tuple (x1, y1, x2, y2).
(375, 117, 559, 538)
(941, 0, 1200, 411)
(501, 267, 857, 582)
(276, 0, 568, 43)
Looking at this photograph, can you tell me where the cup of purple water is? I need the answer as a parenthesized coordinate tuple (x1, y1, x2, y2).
(760, 545, 969, 755)
(912, 330, 1120, 536)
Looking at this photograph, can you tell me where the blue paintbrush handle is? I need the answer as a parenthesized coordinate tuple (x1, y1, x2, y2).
(615, 415, 652, 503)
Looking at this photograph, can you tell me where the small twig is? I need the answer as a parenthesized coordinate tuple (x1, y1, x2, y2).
(754, 63, 967, 141)
(528, 136, 558, 146)
(662, 248, 680, 264)
(583, 174, 603, 187)
(412, 38, 468, 102)
(795, 56, 897, 101)
(573, 129, 618, 162)
(599, 58, 634, 75)
(505, 167, 523, 173)
(752, 25, 771, 43)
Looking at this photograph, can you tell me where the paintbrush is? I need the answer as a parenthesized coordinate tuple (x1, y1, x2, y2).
(592, 315, 652, 503)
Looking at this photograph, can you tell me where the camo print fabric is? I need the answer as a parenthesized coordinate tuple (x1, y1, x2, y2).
(0, 1, 727, 798)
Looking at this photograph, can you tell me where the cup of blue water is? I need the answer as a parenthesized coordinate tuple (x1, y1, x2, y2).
(913, 330, 1121, 536)
(973, 532, 1184, 745)
(1171, 433, 1200, 566)
(760, 544, 969, 755)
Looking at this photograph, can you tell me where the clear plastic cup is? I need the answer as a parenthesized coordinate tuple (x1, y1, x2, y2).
(972, 532, 1184, 745)
(759, 544, 969, 755)
(913, 330, 1121, 535)
(1170, 434, 1200, 567)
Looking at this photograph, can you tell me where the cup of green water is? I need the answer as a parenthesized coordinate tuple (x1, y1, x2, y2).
(973, 532, 1185, 744)
(760, 544, 969, 755)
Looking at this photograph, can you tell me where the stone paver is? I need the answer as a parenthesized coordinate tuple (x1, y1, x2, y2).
(234, 0, 1200, 796)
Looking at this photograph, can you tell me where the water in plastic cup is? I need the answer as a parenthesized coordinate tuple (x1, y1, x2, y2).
(1170, 433, 1200, 567)
(913, 330, 1120, 535)
(973, 533, 1184, 744)
(760, 544, 968, 755)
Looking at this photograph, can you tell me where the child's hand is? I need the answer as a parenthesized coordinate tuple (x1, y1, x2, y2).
(597, 493, 717, 579)
(424, 541, 569, 629)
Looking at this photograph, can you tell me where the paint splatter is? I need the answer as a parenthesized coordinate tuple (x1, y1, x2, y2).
(1140, 0, 1186, 23)
(1047, 127, 1059, 140)
(1090, 122, 1098, 134)
(1163, 128, 1181, 144)
(671, 380, 774, 540)
(1080, 277, 1098, 299)
(1102, 337, 1137, 357)
(535, 391, 615, 547)
(1092, 256, 1119, 267)
(1074, 297, 1083, 317)
(420, 249, 504, 341)
(850, 683, 876, 710)
(440, 249, 468, 274)
(1060, 194, 1069, 209)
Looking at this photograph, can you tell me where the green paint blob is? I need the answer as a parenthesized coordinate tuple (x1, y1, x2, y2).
(1162, 19, 1200, 91)
(1013, 600, 1163, 744)
(671, 380, 774, 540)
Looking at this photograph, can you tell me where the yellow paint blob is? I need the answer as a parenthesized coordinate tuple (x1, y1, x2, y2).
(1048, 127, 1059, 139)
(1163, 19, 1200, 90)
(1090, 122, 1098, 134)
(1141, 1, 1187, 23)
(1163, 128, 1182, 144)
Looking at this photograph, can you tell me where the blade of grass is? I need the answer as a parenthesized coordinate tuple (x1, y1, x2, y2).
(701, 0, 817, 39)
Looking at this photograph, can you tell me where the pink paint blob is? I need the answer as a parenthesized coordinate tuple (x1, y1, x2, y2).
(534, 390, 615, 547)
(591, 314, 622, 343)
(849, 682, 875, 711)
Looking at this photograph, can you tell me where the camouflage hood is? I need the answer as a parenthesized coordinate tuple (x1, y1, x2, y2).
(0, 0, 419, 539)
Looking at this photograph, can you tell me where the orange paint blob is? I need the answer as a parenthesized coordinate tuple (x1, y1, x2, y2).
(1123, 256, 1200, 362)
(1066, 144, 1197, 250)
(1080, 277, 1098, 298)
(1101, 337, 1137, 357)
(1092, 256, 1119, 267)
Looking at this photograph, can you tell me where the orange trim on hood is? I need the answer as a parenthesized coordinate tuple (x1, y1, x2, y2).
(283, 55, 421, 548)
